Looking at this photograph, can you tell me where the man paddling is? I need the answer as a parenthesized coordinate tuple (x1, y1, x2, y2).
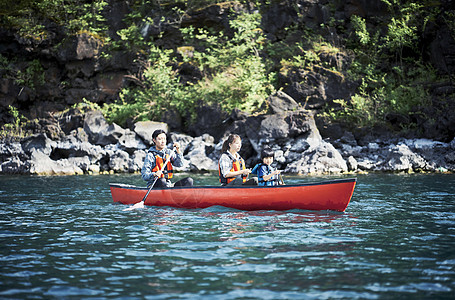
(141, 129, 193, 188)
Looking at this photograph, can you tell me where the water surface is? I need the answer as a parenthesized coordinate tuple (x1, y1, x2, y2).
(0, 173, 454, 299)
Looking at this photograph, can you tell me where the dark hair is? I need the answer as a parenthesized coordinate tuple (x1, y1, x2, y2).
(261, 147, 274, 159)
(221, 134, 241, 153)
(152, 129, 167, 141)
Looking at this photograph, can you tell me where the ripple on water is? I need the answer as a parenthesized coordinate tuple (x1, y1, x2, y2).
(1, 173, 454, 299)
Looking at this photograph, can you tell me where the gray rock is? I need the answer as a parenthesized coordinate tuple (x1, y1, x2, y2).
(29, 149, 83, 175)
(3, 106, 455, 176)
(0, 143, 26, 160)
(107, 149, 130, 172)
(68, 156, 91, 172)
(21, 133, 55, 156)
(347, 156, 358, 171)
(341, 144, 363, 156)
(96, 123, 125, 146)
(381, 144, 427, 172)
(285, 140, 347, 174)
(134, 121, 168, 146)
(83, 111, 128, 146)
(83, 110, 110, 144)
(67, 128, 90, 143)
(265, 91, 299, 114)
(53, 140, 105, 164)
(185, 135, 218, 171)
(118, 129, 147, 152)
(274, 150, 286, 164)
(56, 33, 102, 62)
(1, 156, 30, 174)
(128, 150, 147, 173)
(357, 157, 381, 171)
(258, 114, 290, 141)
(169, 132, 194, 153)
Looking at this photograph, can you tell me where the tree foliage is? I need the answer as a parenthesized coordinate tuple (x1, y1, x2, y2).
(0, 0, 452, 132)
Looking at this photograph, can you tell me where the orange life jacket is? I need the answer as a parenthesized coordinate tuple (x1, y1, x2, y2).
(219, 154, 246, 184)
(152, 152, 173, 179)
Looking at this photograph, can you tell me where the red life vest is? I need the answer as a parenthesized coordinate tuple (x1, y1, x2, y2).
(219, 153, 246, 184)
(152, 153, 173, 179)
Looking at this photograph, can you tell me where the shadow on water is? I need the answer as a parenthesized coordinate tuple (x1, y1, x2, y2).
(0, 173, 454, 299)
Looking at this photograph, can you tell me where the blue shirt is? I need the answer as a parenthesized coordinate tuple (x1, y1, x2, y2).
(256, 163, 279, 186)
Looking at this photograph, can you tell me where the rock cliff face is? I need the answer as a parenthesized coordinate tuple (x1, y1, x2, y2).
(0, 0, 454, 176)
(1, 93, 454, 176)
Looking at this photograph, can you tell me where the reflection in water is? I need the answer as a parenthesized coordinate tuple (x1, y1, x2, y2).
(0, 173, 454, 299)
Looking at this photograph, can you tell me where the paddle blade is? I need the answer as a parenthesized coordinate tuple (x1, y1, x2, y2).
(123, 201, 145, 211)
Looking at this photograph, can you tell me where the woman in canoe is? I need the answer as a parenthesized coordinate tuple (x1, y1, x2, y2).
(218, 134, 258, 186)
(141, 129, 193, 189)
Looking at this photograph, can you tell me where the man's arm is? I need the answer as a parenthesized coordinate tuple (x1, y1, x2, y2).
(170, 149, 184, 167)
(141, 153, 156, 182)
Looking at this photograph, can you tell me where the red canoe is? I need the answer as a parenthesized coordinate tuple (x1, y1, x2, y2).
(110, 178, 356, 212)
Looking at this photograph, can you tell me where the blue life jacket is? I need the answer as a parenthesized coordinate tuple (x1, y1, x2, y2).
(256, 163, 279, 186)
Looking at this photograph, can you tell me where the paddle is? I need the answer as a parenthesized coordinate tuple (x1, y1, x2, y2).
(279, 173, 285, 185)
(123, 148, 173, 211)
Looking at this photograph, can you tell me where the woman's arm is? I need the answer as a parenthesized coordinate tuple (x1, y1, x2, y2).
(220, 154, 250, 178)
(225, 168, 251, 178)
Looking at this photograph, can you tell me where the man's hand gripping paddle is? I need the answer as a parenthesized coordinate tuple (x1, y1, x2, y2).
(123, 149, 173, 211)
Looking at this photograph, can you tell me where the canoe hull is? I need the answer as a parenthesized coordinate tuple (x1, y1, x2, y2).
(110, 178, 356, 212)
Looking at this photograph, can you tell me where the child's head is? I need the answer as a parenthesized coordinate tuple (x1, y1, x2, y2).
(261, 148, 274, 165)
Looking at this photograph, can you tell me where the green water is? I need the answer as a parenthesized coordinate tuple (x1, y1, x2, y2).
(0, 173, 454, 299)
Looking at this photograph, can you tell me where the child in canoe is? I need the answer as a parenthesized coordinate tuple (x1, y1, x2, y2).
(252, 148, 282, 186)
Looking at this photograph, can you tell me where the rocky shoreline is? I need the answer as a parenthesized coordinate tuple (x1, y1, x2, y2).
(2, 1, 454, 178)
(1, 93, 454, 177)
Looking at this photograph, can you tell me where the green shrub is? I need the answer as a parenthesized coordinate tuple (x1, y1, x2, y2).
(15, 59, 45, 90)
(0, 106, 28, 139)
(103, 12, 275, 126)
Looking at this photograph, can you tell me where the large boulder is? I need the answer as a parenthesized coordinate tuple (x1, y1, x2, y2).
(185, 134, 218, 171)
(96, 123, 125, 146)
(1, 156, 30, 174)
(185, 102, 232, 140)
(128, 150, 147, 173)
(21, 133, 55, 156)
(285, 140, 348, 174)
(264, 91, 299, 114)
(53, 138, 106, 164)
(58, 108, 84, 135)
(380, 143, 427, 172)
(249, 110, 322, 145)
(118, 128, 147, 153)
(29, 149, 84, 175)
(257, 114, 290, 141)
(133, 121, 168, 146)
(107, 148, 130, 172)
(83, 110, 110, 144)
(83, 110, 127, 146)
